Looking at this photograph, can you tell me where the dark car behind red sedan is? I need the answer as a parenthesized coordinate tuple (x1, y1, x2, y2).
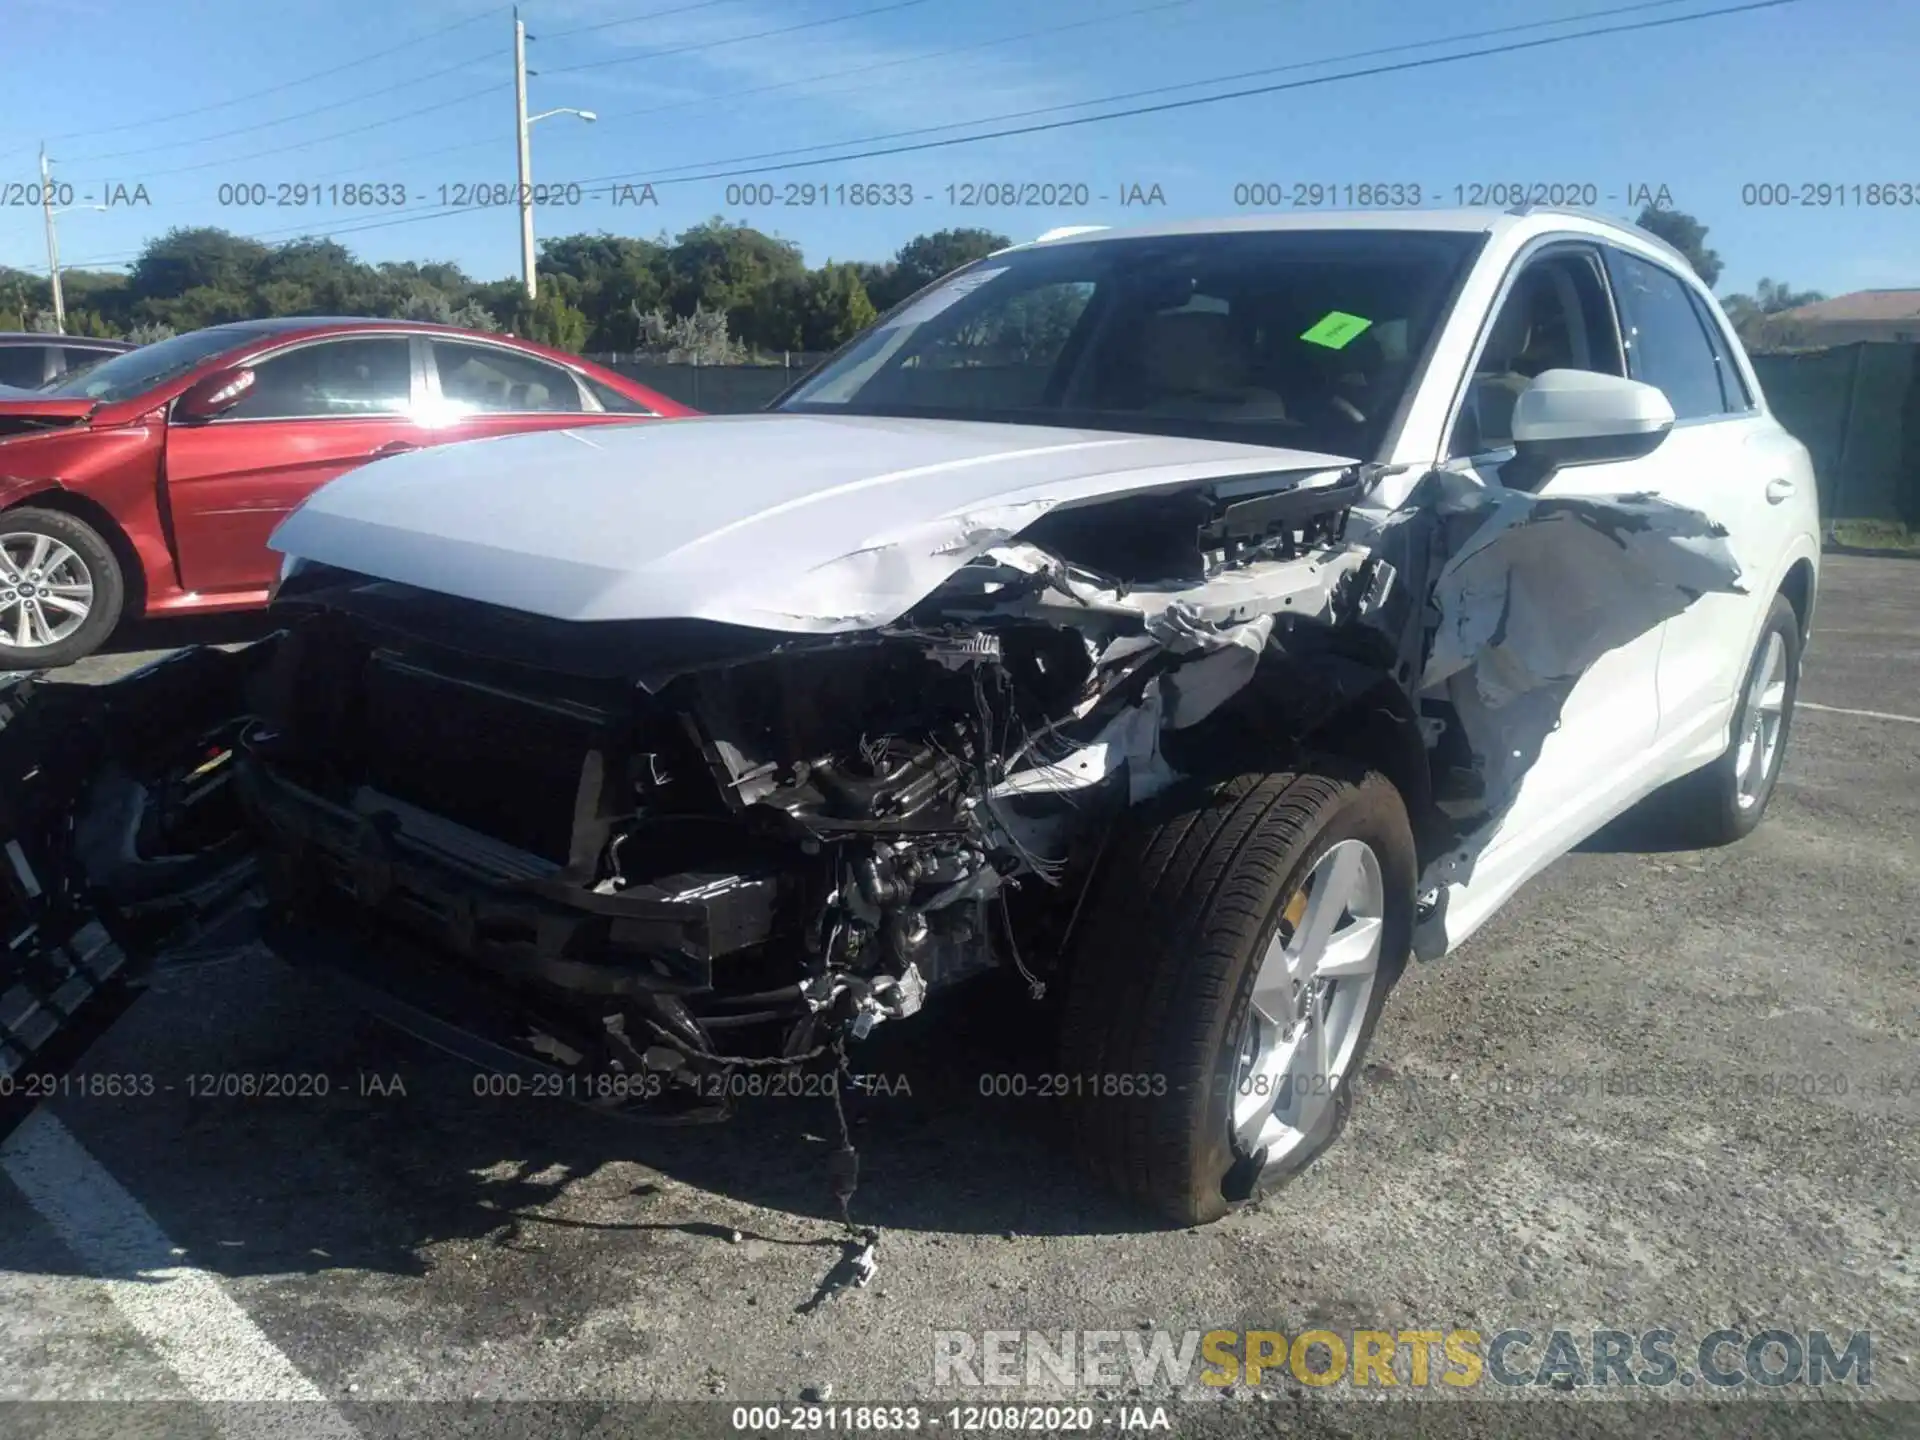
(0, 332, 134, 392)
(0, 318, 693, 667)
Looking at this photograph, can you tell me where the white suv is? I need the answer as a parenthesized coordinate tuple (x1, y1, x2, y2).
(4, 208, 1822, 1226)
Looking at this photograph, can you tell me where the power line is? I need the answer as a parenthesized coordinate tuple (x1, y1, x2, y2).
(622, 0, 1729, 184)
(95, 84, 511, 182)
(570, 0, 1801, 190)
(540, 0, 938, 75)
(2, 4, 509, 151)
(586, 0, 1207, 128)
(54, 0, 934, 182)
(539, 0, 755, 42)
(284, 0, 1208, 187)
(54, 0, 1795, 270)
(59, 51, 503, 165)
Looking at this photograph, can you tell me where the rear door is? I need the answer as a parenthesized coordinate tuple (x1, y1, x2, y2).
(1597, 246, 1792, 750)
(418, 337, 643, 444)
(162, 334, 427, 594)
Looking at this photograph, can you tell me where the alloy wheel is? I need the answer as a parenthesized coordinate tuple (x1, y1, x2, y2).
(1735, 630, 1789, 810)
(0, 532, 95, 650)
(1230, 838, 1385, 1163)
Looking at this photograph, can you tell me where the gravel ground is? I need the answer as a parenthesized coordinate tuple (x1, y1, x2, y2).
(1, 555, 1914, 1439)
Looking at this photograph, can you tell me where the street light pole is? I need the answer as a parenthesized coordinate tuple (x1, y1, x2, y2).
(39, 146, 65, 334)
(513, 9, 537, 302)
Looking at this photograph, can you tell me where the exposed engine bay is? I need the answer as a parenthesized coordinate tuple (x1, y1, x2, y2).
(2, 458, 1745, 1132)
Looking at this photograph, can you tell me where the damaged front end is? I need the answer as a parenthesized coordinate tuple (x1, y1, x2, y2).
(0, 455, 1746, 1131)
(1, 648, 266, 1131)
(220, 462, 1378, 1117)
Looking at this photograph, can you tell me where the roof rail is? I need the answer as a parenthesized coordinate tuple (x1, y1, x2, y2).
(1502, 202, 1695, 273)
(1032, 225, 1110, 244)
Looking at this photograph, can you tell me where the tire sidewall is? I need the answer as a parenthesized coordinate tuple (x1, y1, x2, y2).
(1189, 770, 1416, 1214)
(1716, 596, 1801, 837)
(0, 510, 124, 669)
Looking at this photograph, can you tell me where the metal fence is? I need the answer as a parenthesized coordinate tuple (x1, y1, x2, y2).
(1750, 341, 1920, 524)
(587, 353, 831, 414)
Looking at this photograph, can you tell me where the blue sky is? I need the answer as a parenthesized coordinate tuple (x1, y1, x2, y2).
(1, 0, 1913, 298)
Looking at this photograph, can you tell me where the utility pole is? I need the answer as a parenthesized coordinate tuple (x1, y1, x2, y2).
(39, 146, 65, 334)
(511, 12, 597, 305)
(514, 8, 537, 302)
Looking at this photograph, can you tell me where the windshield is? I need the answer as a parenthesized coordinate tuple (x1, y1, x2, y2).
(780, 228, 1480, 456)
(38, 326, 268, 403)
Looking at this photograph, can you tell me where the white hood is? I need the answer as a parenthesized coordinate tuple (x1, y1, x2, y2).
(269, 413, 1358, 632)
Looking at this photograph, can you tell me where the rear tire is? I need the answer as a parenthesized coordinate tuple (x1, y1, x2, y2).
(1666, 593, 1800, 846)
(0, 508, 125, 670)
(1057, 764, 1416, 1225)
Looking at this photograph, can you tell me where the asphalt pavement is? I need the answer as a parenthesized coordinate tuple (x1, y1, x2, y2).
(1, 555, 1915, 1439)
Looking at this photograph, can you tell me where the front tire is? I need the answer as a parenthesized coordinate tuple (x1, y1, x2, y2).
(0, 509, 125, 670)
(1058, 765, 1416, 1225)
(1669, 592, 1801, 846)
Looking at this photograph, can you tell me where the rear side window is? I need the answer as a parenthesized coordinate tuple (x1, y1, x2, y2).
(1603, 249, 1731, 421)
(0, 347, 48, 388)
(430, 340, 585, 414)
(582, 375, 655, 414)
(1684, 289, 1752, 411)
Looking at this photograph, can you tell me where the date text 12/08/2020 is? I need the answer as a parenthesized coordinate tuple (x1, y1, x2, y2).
(1229, 181, 1678, 208)
(198, 180, 1174, 210)
(729, 1406, 1172, 1433)
(719, 182, 1170, 208)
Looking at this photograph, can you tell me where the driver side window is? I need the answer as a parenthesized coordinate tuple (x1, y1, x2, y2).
(1450, 248, 1625, 458)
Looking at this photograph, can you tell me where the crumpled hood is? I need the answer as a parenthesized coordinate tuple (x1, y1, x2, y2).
(269, 412, 1358, 631)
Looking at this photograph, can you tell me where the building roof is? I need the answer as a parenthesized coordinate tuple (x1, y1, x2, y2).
(1775, 289, 1920, 323)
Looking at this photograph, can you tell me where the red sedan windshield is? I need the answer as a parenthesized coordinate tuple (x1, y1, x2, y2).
(39, 325, 272, 403)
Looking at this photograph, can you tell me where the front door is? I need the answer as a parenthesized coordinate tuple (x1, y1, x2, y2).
(163, 335, 425, 594)
(1439, 243, 1666, 859)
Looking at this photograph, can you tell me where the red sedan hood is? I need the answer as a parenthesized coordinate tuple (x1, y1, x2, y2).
(0, 396, 98, 439)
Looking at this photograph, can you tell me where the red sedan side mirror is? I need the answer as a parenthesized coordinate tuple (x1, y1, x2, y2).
(176, 366, 256, 421)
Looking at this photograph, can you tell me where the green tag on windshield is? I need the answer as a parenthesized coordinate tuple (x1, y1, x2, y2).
(1300, 310, 1373, 350)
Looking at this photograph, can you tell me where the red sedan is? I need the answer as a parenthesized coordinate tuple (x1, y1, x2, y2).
(0, 318, 693, 667)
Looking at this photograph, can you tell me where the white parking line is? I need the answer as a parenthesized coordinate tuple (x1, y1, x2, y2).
(1799, 700, 1920, 725)
(0, 1109, 356, 1434)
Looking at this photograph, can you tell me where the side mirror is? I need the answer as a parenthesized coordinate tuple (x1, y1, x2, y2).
(1500, 369, 1674, 493)
(175, 366, 256, 422)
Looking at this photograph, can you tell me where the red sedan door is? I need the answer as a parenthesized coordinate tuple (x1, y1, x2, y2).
(162, 334, 428, 595)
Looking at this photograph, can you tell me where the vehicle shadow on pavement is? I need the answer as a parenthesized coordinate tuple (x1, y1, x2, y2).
(4, 961, 1162, 1292)
(1573, 784, 1714, 855)
(99, 611, 283, 657)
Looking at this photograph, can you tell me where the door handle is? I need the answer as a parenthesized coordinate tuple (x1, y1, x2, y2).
(370, 441, 418, 459)
(1765, 478, 1795, 504)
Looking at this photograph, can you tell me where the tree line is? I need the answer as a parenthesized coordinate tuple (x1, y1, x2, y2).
(0, 207, 1826, 358)
(0, 221, 1014, 361)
